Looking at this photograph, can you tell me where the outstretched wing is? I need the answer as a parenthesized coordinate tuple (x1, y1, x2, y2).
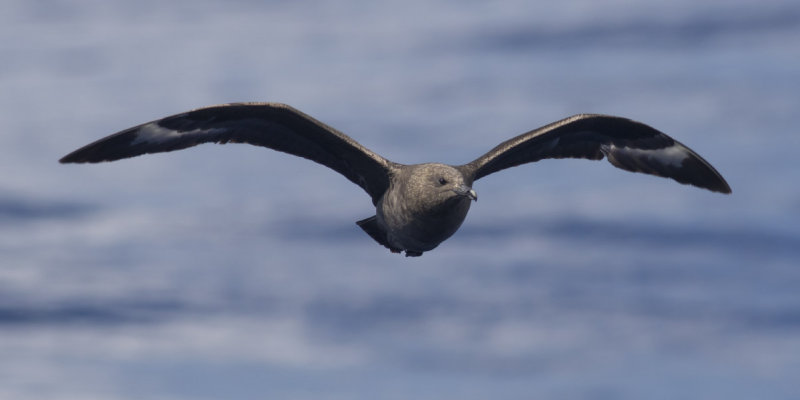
(60, 102, 396, 204)
(459, 114, 731, 194)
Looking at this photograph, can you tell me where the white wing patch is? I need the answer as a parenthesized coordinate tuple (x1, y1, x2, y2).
(132, 122, 224, 145)
(132, 122, 182, 145)
(602, 142, 690, 168)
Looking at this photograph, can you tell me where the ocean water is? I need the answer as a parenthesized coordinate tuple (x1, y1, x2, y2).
(1, 0, 799, 399)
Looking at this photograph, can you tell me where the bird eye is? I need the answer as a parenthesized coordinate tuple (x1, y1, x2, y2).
(438, 177, 448, 185)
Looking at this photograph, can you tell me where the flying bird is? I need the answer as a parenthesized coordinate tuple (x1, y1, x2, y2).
(60, 103, 731, 256)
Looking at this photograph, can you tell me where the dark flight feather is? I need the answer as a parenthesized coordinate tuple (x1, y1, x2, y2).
(60, 103, 395, 204)
(460, 114, 731, 193)
(61, 105, 731, 256)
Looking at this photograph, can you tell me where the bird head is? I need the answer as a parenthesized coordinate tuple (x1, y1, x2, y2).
(405, 163, 477, 207)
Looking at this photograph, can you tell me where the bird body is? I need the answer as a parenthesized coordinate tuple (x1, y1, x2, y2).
(61, 103, 730, 256)
(372, 163, 476, 255)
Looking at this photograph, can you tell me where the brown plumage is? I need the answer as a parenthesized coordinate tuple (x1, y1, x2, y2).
(61, 102, 730, 256)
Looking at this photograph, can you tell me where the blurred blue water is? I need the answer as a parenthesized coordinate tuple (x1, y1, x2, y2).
(1, 0, 799, 399)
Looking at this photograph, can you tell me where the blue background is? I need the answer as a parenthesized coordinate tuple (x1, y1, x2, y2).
(1, 0, 799, 398)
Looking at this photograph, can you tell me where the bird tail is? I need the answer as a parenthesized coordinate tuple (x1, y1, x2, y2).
(355, 216, 401, 253)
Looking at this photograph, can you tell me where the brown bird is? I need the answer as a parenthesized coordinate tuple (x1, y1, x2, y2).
(60, 103, 731, 256)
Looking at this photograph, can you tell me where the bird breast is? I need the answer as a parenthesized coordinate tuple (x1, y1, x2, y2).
(377, 187, 471, 252)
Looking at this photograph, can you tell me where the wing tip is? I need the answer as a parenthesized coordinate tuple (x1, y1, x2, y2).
(682, 165, 731, 194)
(709, 179, 732, 195)
(59, 152, 84, 164)
(691, 155, 732, 195)
(59, 148, 111, 164)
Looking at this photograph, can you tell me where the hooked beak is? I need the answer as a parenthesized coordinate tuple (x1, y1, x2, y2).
(453, 184, 478, 201)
